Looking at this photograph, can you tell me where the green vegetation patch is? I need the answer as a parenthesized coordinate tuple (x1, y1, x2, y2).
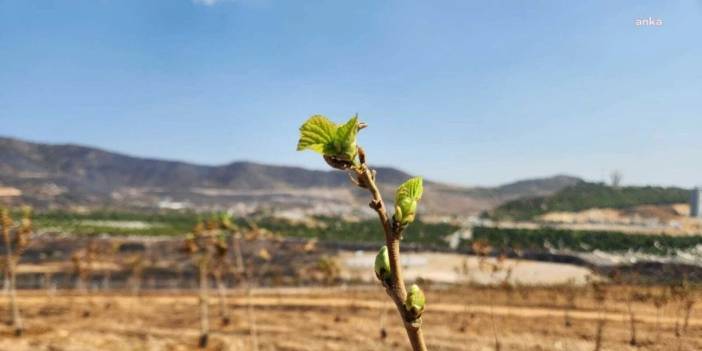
(491, 182, 690, 220)
(247, 216, 459, 246)
(472, 226, 702, 255)
(34, 210, 199, 236)
(32, 210, 459, 245)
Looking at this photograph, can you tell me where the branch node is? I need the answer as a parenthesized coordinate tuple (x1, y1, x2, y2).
(323, 155, 354, 170)
(405, 317, 423, 330)
(347, 172, 361, 187)
(358, 147, 367, 165)
(391, 220, 406, 240)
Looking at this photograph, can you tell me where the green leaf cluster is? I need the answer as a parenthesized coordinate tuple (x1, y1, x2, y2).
(296, 115, 360, 161)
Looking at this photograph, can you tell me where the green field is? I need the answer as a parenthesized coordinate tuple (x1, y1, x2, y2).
(31, 210, 702, 255)
(33, 210, 199, 236)
(472, 226, 702, 255)
(253, 216, 459, 246)
(32, 210, 459, 246)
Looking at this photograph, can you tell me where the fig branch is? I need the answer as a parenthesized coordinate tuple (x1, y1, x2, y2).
(297, 115, 428, 351)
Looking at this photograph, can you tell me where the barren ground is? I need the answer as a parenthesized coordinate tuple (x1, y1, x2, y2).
(0, 285, 700, 351)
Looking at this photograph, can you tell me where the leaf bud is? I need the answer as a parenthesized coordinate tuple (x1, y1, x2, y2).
(404, 284, 426, 320)
(374, 246, 392, 285)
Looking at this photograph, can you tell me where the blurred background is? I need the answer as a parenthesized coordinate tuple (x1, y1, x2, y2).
(0, 1, 701, 350)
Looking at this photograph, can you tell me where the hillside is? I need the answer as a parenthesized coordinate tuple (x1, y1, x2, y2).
(490, 182, 691, 220)
(438, 175, 582, 199)
(0, 136, 579, 215)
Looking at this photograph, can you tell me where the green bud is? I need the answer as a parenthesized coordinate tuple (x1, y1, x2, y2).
(393, 177, 423, 227)
(374, 246, 392, 284)
(394, 197, 418, 225)
(405, 284, 426, 319)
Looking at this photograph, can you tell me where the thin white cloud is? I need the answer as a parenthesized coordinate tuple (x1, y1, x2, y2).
(193, 0, 224, 6)
(193, 0, 269, 7)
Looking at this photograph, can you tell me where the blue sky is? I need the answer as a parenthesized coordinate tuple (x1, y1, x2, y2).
(1, 1, 700, 187)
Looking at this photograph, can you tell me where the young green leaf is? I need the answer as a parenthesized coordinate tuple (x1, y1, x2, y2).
(331, 115, 359, 160)
(296, 115, 337, 154)
(297, 115, 360, 161)
(405, 284, 426, 319)
(374, 245, 392, 284)
(393, 177, 424, 226)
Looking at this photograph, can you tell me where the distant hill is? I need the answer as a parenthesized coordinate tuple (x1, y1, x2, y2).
(439, 175, 582, 199)
(490, 182, 691, 220)
(0, 136, 580, 215)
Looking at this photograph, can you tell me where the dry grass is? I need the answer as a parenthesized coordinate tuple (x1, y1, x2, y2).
(0, 285, 700, 351)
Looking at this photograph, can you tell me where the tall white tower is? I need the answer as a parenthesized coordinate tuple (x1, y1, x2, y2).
(692, 187, 702, 218)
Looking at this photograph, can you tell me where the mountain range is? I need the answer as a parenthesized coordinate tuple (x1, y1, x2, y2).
(0, 136, 582, 215)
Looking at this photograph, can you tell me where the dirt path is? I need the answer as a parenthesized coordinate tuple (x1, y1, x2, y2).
(238, 296, 701, 327)
(12, 289, 699, 327)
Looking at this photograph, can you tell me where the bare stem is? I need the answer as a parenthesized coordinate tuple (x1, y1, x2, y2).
(627, 294, 637, 346)
(348, 150, 427, 351)
(214, 270, 231, 325)
(2, 217, 23, 336)
(247, 281, 260, 351)
(232, 233, 245, 276)
(8, 259, 22, 336)
(198, 259, 210, 348)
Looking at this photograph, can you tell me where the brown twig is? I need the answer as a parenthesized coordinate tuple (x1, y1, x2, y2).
(338, 147, 428, 351)
(1, 207, 30, 337)
(305, 117, 428, 350)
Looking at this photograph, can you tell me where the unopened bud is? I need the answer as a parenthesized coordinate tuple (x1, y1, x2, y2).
(393, 197, 417, 226)
(374, 246, 392, 284)
(393, 177, 423, 228)
(404, 284, 425, 320)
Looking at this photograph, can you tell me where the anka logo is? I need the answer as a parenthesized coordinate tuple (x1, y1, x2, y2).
(635, 17, 664, 27)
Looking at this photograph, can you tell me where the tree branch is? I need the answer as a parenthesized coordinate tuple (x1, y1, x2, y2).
(351, 149, 428, 351)
(304, 117, 428, 351)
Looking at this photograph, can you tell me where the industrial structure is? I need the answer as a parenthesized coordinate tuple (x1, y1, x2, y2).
(692, 187, 702, 218)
